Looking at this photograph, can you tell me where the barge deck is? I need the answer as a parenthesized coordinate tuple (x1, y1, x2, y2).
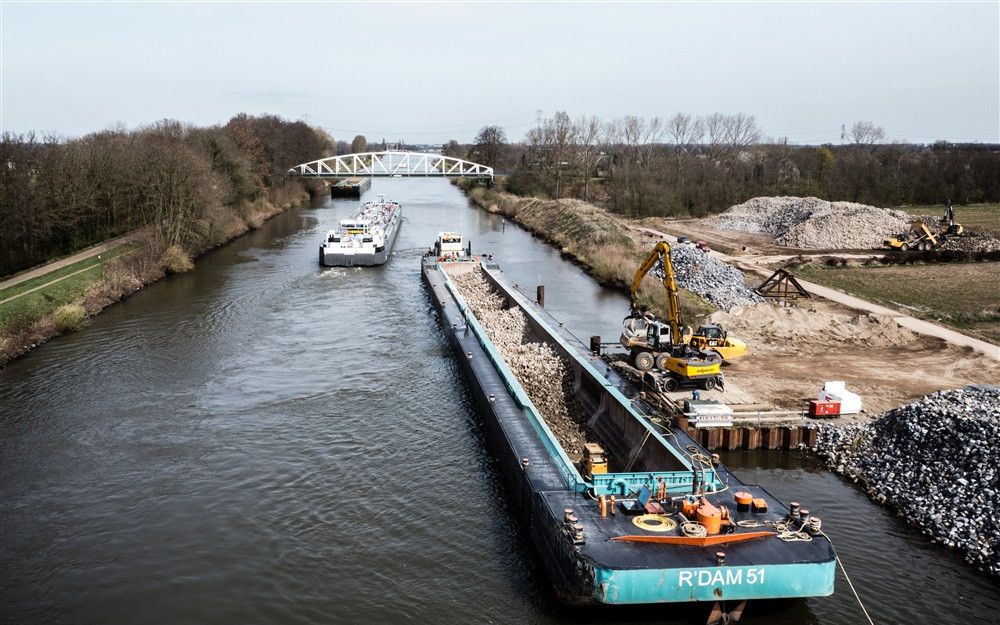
(422, 252, 836, 611)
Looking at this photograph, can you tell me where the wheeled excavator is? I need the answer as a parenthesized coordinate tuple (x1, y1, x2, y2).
(619, 241, 745, 391)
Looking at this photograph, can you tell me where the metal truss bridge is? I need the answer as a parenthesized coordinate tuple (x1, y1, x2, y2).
(288, 150, 493, 180)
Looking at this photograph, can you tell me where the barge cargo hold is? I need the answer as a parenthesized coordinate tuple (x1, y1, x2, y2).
(422, 251, 836, 612)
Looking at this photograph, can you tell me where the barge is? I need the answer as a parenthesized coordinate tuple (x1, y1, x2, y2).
(330, 177, 371, 197)
(421, 237, 836, 619)
(320, 195, 401, 267)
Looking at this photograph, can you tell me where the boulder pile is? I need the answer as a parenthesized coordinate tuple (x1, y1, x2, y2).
(708, 196, 913, 249)
(814, 385, 1000, 575)
(670, 244, 765, 310)
(451, 270, 593, 460)
(941, 233, 1000, 253)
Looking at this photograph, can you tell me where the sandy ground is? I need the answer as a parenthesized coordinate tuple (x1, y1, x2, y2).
(618, 217, 1000, 419)
(715, 299, 1000, 415)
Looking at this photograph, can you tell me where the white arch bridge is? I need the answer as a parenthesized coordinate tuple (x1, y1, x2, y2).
(288, 151, 493, 180)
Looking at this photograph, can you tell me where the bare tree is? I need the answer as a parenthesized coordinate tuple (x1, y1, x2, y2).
(849, 121, 886, 145)
(472, 125, 507, 168)
(350, 135, 368, 154)
(573, 115, 603, 200)
(442, 139, 463, 157)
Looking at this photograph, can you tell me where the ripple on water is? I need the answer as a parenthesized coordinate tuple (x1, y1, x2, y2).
(4, 180, 999, 625)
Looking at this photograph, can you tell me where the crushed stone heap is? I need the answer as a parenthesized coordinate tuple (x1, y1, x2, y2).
(669, 244, 765, 311)
(814, 385, 1000, 576)
(708, 196, 913, 249)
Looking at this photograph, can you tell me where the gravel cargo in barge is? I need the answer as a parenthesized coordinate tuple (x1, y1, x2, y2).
(422, 248, 836, 614)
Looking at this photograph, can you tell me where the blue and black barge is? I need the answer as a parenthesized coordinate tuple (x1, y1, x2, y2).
(421, 249, 836, 617)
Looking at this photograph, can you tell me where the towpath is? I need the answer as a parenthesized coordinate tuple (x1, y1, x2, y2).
(628, 224, 1000, 362)
(0, 233, 137, 293)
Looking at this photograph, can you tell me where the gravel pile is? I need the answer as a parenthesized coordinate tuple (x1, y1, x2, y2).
(451, 270, 594, 460)
(814, 386, 1000, 575)
(708, 196, 913, 249)
(670, 245, 765, 310)
(941, 234, 1000, 253)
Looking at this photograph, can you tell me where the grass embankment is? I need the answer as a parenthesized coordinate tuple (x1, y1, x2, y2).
(0, 185, 318, 365)
(0, 245, 132, 329)
(456, 180, 716, 321)
(900, 203, 1000, 235)
(795, 262, 1000, 344)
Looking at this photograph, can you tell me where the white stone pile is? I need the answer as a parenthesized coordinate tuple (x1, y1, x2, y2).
(708, 196, 913, 249)
(670, 245, 765, 310)
(814, 385, 1000, 575)
(451, 270, 592, 459)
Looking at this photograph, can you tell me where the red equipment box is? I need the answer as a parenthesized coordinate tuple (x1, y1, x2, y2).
(808, 400, 841, 417)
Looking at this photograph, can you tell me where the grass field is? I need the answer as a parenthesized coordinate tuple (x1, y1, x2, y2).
(0, 246, 131, 331)
(796, 261, 1000, 343)
(900, 203, 1000, 235)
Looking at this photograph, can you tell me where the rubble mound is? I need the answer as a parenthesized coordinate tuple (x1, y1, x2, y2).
(670, 245, 765, 310)
(451, 270, 592, 459)
(709, 304, 918, 348)
(708, 196, 912, 249)
(940, 233, 1000, 253)
(814, 386, 1000, 575)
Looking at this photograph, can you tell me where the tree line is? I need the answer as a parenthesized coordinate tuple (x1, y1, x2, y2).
(1, 115, 331, 275)
(457, 113, 1000, 218)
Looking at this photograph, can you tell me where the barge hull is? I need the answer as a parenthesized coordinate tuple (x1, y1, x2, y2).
(423, 256, 836, 605)
(320, 218, 401, 267)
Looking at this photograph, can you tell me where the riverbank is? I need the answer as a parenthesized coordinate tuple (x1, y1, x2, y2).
(456, 180, 1000, 410)
(0, 180, 325, 366)
(455, 179, 717, 320)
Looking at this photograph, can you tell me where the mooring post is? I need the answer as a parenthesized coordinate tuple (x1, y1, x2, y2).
(536, 285, 545, 307)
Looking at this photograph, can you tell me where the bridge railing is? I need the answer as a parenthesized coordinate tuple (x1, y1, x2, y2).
(288, 151, 493, 180)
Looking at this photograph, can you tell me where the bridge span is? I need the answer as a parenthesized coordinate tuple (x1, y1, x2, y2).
(289, 150, 493, 181)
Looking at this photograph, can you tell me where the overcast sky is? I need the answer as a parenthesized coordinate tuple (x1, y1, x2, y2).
(2, 1, 998, 144)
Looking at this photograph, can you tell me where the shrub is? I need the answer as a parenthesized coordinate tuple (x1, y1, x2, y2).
(51, 304, 87, 332)
(161, 244, 194, 273)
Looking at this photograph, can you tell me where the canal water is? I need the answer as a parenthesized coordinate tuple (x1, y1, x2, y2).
(2, 179, 997, 625)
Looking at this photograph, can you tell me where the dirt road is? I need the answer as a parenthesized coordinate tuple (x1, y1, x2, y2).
(630, 223, 1000, 361)
(0, 233, 137, 292)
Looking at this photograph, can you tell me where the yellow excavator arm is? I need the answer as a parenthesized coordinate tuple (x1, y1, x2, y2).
(630, 241, 682, 345)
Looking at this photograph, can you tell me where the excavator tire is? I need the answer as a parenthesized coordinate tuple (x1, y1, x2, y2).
(662, 376, 680, 392)
(634, 352, 655, 371)
(654, 353, 672, 370)
(703, 377, 718, 391)
(900, 243, 909, 251)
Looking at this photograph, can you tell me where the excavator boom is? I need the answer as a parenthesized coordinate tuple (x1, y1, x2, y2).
(630, 241, 682, 345)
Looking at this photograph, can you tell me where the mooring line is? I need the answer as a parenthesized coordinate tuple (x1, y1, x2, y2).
(823, 531, 876, 625)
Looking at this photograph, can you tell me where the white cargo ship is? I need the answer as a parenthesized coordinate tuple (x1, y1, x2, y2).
(319, 195, 402, 267)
